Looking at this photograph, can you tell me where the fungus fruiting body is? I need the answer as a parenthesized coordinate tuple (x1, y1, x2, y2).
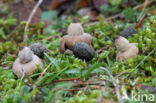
(13, 46, 43, 78)
(60, 33, 92, 53)
(119, 27, 137, 38)
(115, 36, 130, 52)
(29, 43, 47, 59)
(59, 23, 92, 53)
(72, 43, 95, 61)
(115, 36, 139, 62)
(67, 23, 84, 36)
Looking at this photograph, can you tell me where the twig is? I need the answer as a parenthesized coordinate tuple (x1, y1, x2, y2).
(114, 83, 123, 103)
(31, 62, 53, 88)
(101, 67, 124, 103)
(133, 4, 143, 10)
(107, 13, 124, 20)
(48, 78, 84, 85)
(96, 45, 109, 54)
(45, 33, 62, 41)
(23, 0, 43, 43)
(40, 78, 106, 87)
(31, 56, 55, 88)
(96, 87, 105, 103)
(133, 0, 153, 10)
(54, 85, 103, 91)
(115, 70, 130, 78)
(134, 14, 147, 29)
(52, 78, 82, 82)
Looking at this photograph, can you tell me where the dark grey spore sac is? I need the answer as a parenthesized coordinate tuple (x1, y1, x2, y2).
(72, 43, 95, 61)
(119, 27, 137, 38)
(29, 43, 47, 59)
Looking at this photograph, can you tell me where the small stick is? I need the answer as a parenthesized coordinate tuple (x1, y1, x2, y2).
(23, 0, 43, 43)
(96, 45, 109, 54)
(134, 14, 147, 29)
(96, 87, 105, 103)
(31, 58, 54, 89)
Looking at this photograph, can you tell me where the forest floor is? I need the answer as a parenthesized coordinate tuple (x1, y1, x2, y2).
(0, 0, 156, 103)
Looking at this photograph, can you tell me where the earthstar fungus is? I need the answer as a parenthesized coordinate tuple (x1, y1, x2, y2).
(13, 46, 43, 78)
(59, 23, 92, 53)
(115, 36, 139, 62)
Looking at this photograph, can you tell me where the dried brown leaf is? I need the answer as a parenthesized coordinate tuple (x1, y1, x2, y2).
(93, 0, 107, 10)
(78, 0, 92, 8)
(48, 0, 68, 10)
(11, 0, 41, 24)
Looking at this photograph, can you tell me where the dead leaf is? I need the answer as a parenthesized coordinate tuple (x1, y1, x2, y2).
(11, 0, 41, 24)
(78, 8, 99, 20)
(93, 0, 107, 10)
(78, 8, 91, 17)
(48, 0, 68, 10)
(78, 0, 92, 8)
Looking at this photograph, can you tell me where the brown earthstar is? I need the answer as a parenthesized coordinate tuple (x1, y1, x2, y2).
(115, 36, 139, 62)
(13, 46, 43, 78)
(59, 23, 92, 53)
